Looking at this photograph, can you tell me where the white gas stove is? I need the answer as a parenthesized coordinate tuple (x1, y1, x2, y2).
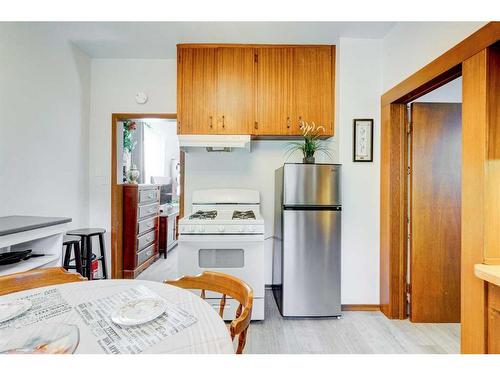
(178, 189, 265, 320)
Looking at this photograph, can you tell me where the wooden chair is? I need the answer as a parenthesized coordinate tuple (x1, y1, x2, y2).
(0, 267, 86, 296)
(165, 271, 253, 354)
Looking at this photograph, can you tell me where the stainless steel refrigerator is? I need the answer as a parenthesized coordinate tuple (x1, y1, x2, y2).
(273, 163, 341, 317)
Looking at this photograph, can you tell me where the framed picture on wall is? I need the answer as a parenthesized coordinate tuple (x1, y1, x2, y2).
(353, 119, 374, 162)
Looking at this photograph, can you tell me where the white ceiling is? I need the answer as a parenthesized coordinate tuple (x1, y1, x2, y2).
(47, 22, 396, 59)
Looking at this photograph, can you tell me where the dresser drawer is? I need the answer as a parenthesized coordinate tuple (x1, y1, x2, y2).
(138, 216, 157, 236)
(137, 230, 157, 251)
(138, 203, 159, 219)
(489, 283, 500, 312)
(137, 243, 155, 267)
(139, 189, 159, 204)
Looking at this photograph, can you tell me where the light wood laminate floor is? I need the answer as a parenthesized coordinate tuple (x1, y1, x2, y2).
(139, 246, 460, 354)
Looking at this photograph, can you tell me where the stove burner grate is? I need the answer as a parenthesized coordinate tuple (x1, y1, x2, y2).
(232, 210, 256, 220)
(189, 210, 217, 220)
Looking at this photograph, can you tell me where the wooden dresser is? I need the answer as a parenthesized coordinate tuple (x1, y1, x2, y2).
(123, 184, 160, 279)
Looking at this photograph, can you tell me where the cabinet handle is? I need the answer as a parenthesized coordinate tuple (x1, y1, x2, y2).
(222, 115, 225, 129)
(254, 121, 258, 130)
(286, 117, 291, 129)
(209, 116, 213, 129)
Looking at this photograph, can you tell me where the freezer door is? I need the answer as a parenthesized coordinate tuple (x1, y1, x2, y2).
(283, 164, 341, 206)
(282, 208, 341, 316)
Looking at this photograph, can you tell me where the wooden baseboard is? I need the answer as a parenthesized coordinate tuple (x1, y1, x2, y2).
(341, 304, 380, 311)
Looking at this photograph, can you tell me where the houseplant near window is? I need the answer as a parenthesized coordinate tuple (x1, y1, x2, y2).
(122, 120, 137, 182)
(285, 121, 332, 163)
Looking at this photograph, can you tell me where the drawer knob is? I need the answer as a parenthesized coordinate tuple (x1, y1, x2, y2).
(148, 193, 153, 198)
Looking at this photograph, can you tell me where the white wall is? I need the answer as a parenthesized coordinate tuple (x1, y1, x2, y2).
(147, 120, 179, 180)
(184, 39, 383, 304)
(88, 42, 381, 303)
(415, 77, 462, 103)
(337, 38, 382, 304)
(89, 59, 176, 225)
(87, 22, 481, 304)
(89, 59, 176, 267)
(382, 22, 486, 91)
(0, 23, 91, 228)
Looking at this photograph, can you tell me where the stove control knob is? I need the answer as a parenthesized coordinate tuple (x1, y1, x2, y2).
(238, 226, 244, 233)
(188, 226, 195, 233)
(198, 226, 205, 233)
(248, 226, 255, 232)
(218, 226, 225, 232)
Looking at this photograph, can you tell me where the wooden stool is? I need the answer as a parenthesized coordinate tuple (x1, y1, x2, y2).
(62, 235, 83, 276)
(66, 228, 107, 280)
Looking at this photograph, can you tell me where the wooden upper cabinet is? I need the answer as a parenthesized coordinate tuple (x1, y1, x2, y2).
(292, 46, 334, 136)
(255, 48, 294, 135)
(177, 47, 217, 134)
(216, 47, 255, 135)
(177, 44, 335, 137)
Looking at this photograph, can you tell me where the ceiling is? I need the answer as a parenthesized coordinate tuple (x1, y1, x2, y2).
(48, 22, 396, 59)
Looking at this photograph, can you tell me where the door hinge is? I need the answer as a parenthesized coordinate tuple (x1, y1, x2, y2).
(407, 166, 411, 175)
(406, 283, 411, 295)
(406, 122, 412, 134)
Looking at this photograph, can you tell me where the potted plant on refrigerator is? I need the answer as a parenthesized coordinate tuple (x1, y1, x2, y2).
(285, 121, 332, 163)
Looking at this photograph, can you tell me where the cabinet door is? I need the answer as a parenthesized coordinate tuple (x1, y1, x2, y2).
(255, 48, 294, 136)
(489, 308, 500, 354)
(292, 47, 334, 136)
(177, 48, 217, 134)
(216, 47, 255, 134)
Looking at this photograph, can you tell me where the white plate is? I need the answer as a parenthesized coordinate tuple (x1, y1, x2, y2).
(111, 298, 167, 326)
(0, 300, 32, 324)
(0, 323, 79, 354)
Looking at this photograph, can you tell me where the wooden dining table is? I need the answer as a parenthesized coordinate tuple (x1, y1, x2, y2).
(0, 279, 234, 354)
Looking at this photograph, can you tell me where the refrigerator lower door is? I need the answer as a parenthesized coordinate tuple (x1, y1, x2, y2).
(282, 208, 341, 317)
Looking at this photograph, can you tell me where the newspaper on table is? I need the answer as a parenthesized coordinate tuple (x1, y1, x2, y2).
(0, 288, 72, 329)
(74, 285, 197, 354)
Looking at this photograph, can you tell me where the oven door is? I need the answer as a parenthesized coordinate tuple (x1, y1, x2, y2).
(178, 234, 265, 299)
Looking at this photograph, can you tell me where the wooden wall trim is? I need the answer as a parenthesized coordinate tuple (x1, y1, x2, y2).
(177, 43, 334, 49)
(461, 49, 489, 354)
(341, 304, 380, 312)
(380, 103, 407, 319)
(381, 22, 500, 106)
(484, 43, 500, 265)
(110, 113, 177, 279)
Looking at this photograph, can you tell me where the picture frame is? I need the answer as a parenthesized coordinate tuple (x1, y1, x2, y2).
(353, 119, 374, 162)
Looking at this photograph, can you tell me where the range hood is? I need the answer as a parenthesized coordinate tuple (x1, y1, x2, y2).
(178, 135, 251, 152)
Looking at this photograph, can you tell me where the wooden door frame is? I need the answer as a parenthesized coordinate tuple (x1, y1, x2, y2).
(380, 22, 500, 353)
(110, 113, 181, 280)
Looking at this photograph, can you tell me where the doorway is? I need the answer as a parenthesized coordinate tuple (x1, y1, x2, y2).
(406, 78, 462, 322)
(110, 113, 183, 279)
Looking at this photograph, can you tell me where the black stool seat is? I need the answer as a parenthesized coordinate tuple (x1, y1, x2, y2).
(66, 228, 107, 281)
(67, 228, 106, 236)
(63, 235, 81, 244)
